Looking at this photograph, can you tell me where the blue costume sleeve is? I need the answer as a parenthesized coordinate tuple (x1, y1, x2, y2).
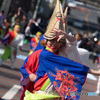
(20, 49, 42, 86)
(1, 37, 9, 46)
(20, 56, 30, 86)
(36, 49, 89, 100)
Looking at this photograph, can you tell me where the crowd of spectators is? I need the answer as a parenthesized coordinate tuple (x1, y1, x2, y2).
(0, 7, 46, 41)
(1, 7, 100, 64)
(75, 30, 100, 63)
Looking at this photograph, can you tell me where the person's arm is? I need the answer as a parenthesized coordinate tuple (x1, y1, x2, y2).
(21, 55, 37, 82)
(29, 74, 37, 82)
(21, 50, 42, 85)
(88, 68, 100, 75)
(1, 33, 10, 45)
(50, 28, 76, 42)
(3, 33, 10, 39)
(64, 32, 76, 42)
(17, 7, 21, 16)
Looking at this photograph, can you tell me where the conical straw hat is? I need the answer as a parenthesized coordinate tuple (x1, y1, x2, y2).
(44, 0, 65, 40)
(63, 7, 68, 33)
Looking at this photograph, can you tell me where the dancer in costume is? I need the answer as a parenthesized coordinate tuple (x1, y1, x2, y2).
(29, 32, 42, 55)
(96, 54, 100, 95)
(0, 25, 24, 69)
(20, 0, 100, 99)
(21, 29, 100, 100)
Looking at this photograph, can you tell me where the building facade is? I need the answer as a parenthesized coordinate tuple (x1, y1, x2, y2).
(0, 0, 56, 21)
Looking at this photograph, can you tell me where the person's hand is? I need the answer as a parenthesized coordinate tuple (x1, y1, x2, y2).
(50, 28, 66, 42)
(29, 74, 37, 82)
(88, 69, 100, 76)
(29, 19, 33, 23)
(18, 7, 21, 11)
(50, 28, 76, 42)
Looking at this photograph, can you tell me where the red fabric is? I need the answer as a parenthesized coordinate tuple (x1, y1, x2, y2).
(25, 49, 42, 75)
(8, 31, 16, 44)
(1, 40, 3, 44)
(31, 37, 36, 42)
(20, 81, 34, 100)
(20, 50, 42, 100)
(31, 37, 37, 49)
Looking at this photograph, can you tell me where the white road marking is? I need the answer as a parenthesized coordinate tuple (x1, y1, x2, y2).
(1, 85, 21, 100)
(16, 55, 27, 60)
(87, 73, 97, 81)
(0, 49, 4, 54)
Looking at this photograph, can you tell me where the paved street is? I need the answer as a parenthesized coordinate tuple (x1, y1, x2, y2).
(0, 43, 28, 100)
(0, 43, 100, 100)
(0, 56, 24, 100)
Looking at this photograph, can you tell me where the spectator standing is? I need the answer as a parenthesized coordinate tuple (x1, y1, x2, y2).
(92, 40, 100, 63)
(2, 19, 10, 37)
(20, 15, 28, 34)
(79, 32, 92, 51)
(15, 18, 21, 26)
(11, 7, 21, 28)
(25, 20, 32, 35)
(0, 10, 5, 27)
(75, 32, 82, 48)
(11, 14, 18, 27)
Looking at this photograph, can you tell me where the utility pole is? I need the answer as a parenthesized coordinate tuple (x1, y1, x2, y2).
(62, 0, 67, 8)
(33, 0, 41, 20)
(0, 0, 11, 17)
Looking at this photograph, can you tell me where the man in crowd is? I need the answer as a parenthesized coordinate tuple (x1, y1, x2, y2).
(0, 10, 5, 27)
(0, 25, 24, 69)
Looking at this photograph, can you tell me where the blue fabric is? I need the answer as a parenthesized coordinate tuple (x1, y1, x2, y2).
(2, 37, 9, 46)
(35, 35, 45, 51)
(36, 49, 89, 100)
(21, 56, 30, 81)
(30, 41, 34, 50)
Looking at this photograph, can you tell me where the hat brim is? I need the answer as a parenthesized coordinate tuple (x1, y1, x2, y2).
(43, 34, 56, 40)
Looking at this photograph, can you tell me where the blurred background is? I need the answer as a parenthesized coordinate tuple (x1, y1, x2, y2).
(0, 0, 100, 43)
(0, 0, 100, 38)
(0, 0, 100, 100)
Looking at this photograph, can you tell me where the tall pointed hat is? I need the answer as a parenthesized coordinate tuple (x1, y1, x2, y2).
(44, 0, 68, 40)
(63, 7, 68, 33)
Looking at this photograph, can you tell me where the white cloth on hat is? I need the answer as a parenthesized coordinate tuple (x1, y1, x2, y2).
(68, 47, 90, 66)
(60, 36, 90, 66)
(59, 32, 83, 64)
(59, 39, 77, 57)
(77, 40, 82, 48)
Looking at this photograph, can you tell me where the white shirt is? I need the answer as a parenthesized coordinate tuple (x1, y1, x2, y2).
(3, 33, 24, 47)
(10, 33, 24, 47)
